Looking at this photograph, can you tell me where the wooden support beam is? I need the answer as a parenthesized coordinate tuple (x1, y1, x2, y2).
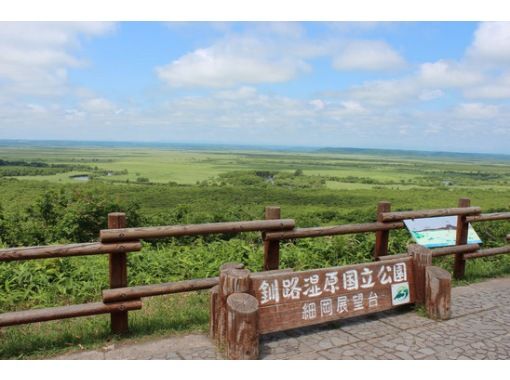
(100, 219, 295, 243)
(0, 300, 142, 328)
(425, 266, 451, 320)
(263, 206, 281, 270)
(103, 277, 219, 303)
(264, 222, 404, 241)
(374, 201, 391, 261)
(454, 198, 470, 280)
(409, 244, 432, 305)
(381, 206, 481, 223)
(0, 241, 142, 262)
(226, 293, 259, 360)
(464, 245, 510, 260)
(466, 212, 510, 223)
(108, 212, 129, 335)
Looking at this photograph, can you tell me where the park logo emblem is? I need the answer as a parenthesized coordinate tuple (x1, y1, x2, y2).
(391, 282, 410, 305)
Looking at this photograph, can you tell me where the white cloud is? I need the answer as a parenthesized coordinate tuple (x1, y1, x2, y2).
(467, 22, 510, 65)
(464, 84, 510, 99)
(419, 60, 483, 88)
(347, 78, 418, 106)
(309, 99, 325, 110)
(332, 40, 405, 71)
(80, 97, 116, 113)
(156, 35, 312, 88)
(455, 103, 499, 119)
(0, 22, 115, 96)
(419, 89, 444, 101)
(463, 71, 510, 99)
(325, 101, 367, 119)
(215, 86, 258, 100)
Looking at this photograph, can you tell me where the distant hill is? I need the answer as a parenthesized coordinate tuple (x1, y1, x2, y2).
(315, 147, 510, 162)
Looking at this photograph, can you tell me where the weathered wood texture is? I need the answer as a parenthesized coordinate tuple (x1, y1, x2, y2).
(409, 244, 432, 305)
(108, 212, 129, 334)
(103, 277, 219, 303)
(454, 198, 471, 279)
(0, 300, 142, 327)
(425, 266, 451, 320)
(263, 206, 281, 270)
(374, 201, 391, 261)
(100, 219, 295, 242)
(217, 264, 247, 347)
(381, 206, 481, 222)
(466, 212, 510, 223)
(226, 293, 259, 360)
(464, 245, 510, 260)
(209, 285, 220, 339)
(378, 253, 409, 261)
(264, 222, 404, 241)
(249, 258, 415, 334)
(0, 241, 142, 262)
(431, 244, 480, 257)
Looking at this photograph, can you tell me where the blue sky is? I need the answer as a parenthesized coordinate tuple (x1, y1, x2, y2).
(0, 21, 509, 153)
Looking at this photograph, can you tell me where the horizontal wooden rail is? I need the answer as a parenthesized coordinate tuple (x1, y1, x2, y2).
(0, 241, 142, 262)
(381, 207, 481, 222)
(0, 300, 142, 327)
(466, 212, 510, 223)
(100, 219, 295, 243)
(378, 244, 480, 261)
(103, 277, 220, 303)
(263, 222, 404, 241)
(430, 244, 480, 257)
(464, 245, 510, 260)
(378, 253, 409, 261)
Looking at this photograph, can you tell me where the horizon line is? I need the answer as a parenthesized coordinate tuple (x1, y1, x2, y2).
(0, 138, 509, 159)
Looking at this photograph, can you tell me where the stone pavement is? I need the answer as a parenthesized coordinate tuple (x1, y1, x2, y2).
(54, 277, 510, 360)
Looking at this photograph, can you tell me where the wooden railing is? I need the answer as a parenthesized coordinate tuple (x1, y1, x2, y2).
(1, 198, 509, 334)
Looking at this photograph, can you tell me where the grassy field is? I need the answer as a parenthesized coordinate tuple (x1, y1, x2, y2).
(2, 145, 510, 189)
(1, 142, 510, 358)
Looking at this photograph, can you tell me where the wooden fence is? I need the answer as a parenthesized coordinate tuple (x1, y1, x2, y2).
(0, 197, 509, 335)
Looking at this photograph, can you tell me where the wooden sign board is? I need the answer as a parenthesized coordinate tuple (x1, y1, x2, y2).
(249, 257, 415, 334)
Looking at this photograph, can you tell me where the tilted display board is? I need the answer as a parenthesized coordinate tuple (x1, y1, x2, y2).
(249, 257, 415, 334)
(404, 216, 482, 248)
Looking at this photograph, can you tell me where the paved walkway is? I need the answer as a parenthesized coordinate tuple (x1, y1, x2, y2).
(54, 277, 510, 360)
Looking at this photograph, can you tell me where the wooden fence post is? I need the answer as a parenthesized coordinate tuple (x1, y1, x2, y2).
(409, 244, 432, 305)
(454, 198, 470, 279)
(425, 266, 452, 320)
(209, 285, 220, 339)
(108, 212, 129, 334)
(374, 201, 391, 261)
(263, 206, 281, 270)
(226, 293, 259, 360)
(217, 263, 248, 348)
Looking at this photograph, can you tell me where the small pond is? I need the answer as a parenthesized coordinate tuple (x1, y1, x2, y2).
(70, 175, 90, 181)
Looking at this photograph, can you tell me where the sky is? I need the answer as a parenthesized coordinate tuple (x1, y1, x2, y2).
(0, 21, 509, 154)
